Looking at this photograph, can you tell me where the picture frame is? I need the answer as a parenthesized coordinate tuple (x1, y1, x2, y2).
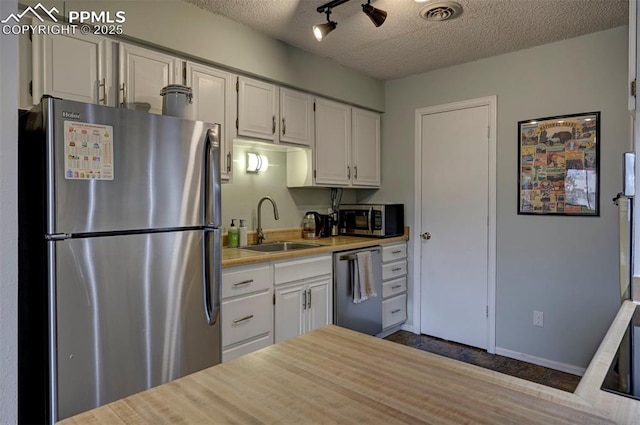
(518, 111, 600, 216)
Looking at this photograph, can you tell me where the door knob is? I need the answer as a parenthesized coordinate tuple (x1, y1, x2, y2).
(421, 232, 431, 240)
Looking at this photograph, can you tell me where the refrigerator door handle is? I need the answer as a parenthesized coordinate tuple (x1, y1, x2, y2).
(203, 229, 221, 326)
(204, 125, 222, 228)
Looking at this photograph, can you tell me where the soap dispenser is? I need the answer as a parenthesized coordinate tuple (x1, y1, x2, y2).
(238, 219, 248, 247)
(228, 219, 239, 248)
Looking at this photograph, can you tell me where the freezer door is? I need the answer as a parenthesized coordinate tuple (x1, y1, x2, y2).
(53, 229, 221, 420)
(43, 98, 221, 234)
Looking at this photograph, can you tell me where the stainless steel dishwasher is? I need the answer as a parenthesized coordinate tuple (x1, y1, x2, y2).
(333, 246, 383, 335)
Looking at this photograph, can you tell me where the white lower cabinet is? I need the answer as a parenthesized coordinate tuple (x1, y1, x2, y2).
(382, 293, 407, 329)
(274, 255, 332, 343)
(221, 244, 404, 358)
(221, 264, 273, 362)
(381, 242, 408, 330)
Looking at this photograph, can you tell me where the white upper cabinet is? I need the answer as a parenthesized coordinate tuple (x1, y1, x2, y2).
(32, 24, 113, 106)
(630, 0, 637, 111)
(288, 98, 381, 188)
(314, 98, 352, 186)
(186, 62, 236, 181)
(18, 23, 33, 110)
(237, 76, 279, 141)
(119, 43, 182, 114)
(351, 107, 381, 187)
(279, 88, 314, 147)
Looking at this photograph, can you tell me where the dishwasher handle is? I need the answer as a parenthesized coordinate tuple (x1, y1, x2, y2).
(338, 247, 381, 261)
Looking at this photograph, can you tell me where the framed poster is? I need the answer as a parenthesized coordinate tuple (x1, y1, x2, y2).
(518, 112, 600, 216)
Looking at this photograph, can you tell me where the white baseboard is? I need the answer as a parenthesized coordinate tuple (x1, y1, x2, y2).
(495, 347, 586, 376)
(400, 323, 415, 333)
(376, 324, 404, 338)
(375, 323, 416, 339)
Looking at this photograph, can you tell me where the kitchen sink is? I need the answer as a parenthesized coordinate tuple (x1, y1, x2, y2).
(239, 241, 321, 253)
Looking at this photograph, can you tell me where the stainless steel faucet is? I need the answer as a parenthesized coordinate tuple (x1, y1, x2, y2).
(256, 196, 279, 244)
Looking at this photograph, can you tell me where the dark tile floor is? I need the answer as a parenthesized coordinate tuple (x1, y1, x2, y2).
(384, 330, 581, 392)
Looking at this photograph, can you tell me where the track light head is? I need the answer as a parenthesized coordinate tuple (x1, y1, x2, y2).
(313, 8, 337, 41)
(313, 0, 386, 40)
(362, 0, 387, 27)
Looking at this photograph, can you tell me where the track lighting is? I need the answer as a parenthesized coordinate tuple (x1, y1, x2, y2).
(362, 0, 387, 27)
(313, 0, 387, 41)
(313, 8, 337, 41)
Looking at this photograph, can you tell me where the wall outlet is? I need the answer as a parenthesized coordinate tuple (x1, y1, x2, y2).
(533, 310, 544, 327)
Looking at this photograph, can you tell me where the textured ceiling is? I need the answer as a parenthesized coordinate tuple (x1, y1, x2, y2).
(182, 0, 629, 81)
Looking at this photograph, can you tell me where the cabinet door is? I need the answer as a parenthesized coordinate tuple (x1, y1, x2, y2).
(119, 43, 182, 114)
(18, 22, 33, 109)
(33, 28, 110, 105)
(306, 277, 332, 333)
(351, 108, 381, 187)
(186, 62, 236, 181)
(280, 88, 313, 146)
(315, 98, 351, 186)
(237, 76, 278, 141)
(274, 283, 306, 343)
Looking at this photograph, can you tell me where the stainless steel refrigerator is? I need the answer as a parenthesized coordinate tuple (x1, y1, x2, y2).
(18, 97, 222, 424)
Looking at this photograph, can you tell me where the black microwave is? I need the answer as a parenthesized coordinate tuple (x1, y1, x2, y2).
(338, 204, 404, 237)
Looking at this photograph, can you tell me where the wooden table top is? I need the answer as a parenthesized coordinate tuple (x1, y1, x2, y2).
(60, 325, 616, 425)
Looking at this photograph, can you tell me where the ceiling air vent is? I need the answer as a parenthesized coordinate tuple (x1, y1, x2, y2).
(419, 1, 463, 21)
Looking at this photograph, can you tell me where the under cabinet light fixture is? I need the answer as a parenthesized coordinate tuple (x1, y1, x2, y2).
(246, 152, 269, 173)
(313, 0, 387, 41)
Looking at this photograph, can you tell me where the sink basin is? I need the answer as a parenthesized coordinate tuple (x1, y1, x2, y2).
(239, 241, 321, 253)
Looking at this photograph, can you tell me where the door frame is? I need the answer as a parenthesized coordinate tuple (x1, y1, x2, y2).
(412, 96, 497, 354)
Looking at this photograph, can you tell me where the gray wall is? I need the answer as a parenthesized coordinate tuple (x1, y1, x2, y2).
(369, 27, 628, 369)
(0, 0, 18, 422)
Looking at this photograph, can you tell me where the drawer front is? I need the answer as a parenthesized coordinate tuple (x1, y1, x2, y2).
(221, 291, 272, 347)
(382, 243, 407, 262)
(274, 255, 332, 285)
(382, 260, 407, 280)
(222, 333, 272, 363)
(382, 293, 407, 329)
(222, 265, 271, 299)
(382, 277, 406, 299)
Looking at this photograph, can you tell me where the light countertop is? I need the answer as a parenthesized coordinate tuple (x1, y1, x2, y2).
(222, 227, 410, 268)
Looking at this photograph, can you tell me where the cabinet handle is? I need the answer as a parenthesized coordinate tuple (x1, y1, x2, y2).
(392, 250, 402, 254)
(392, 267, 402, 272)
(232, 314, 254, 324)
(307, 289, 311, 309)
(98, 78, 106, 104)
(391, 309, 401, 314)
(226, 152, 232, 173)
(302, 291, 307, 310)
(120, 83, 127, 108)
(282, 117, 286, 136)
(347, 166, 351, 179)
(391, 284, 402, 289)
(354, 166, 358, 180)
(272, 115, 276, 134)
(233, 279, 253, 287)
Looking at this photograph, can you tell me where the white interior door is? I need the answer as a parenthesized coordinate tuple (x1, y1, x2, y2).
(419, 103, 492, 350)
